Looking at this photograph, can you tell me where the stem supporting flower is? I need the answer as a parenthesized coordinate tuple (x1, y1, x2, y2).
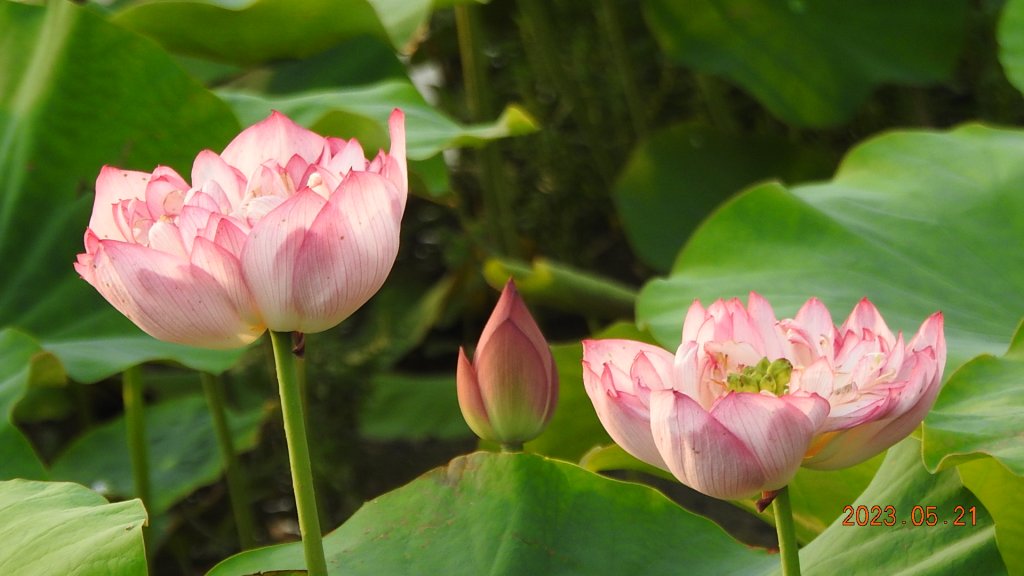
(772, 485, 801, 576)
(269, 330, 328, 576)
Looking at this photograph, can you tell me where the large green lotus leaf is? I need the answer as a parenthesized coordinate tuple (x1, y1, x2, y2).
(998, 0, 1024, 96)
(0, 479, 147, 576)
(0, 1, 245, 382)
(50, 393, 265, 514)
(218, 82, 538, 162)
(207, 452, 777, 576)
(113, 0, 479, 64)
(638, 125, 1024, 370)
(798, 437, 1005, 574)
(958, 458, 1024, 575)
(643, 0, 967, 127)
(613, 124, 834, 271)
(923, 320, 1024, 475)
(0, 329, 51, 480)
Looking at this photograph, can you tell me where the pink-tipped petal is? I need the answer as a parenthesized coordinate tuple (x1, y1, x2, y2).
(681, 299, 707, 343)
(87, 240, 262, 348)
(473, 322, 552, 441)
(241, 189, 326, 331)
(221, 111, 326, 180)
(90, 167, 152, 240)
(649, 390, 766, 500)
(289, 172, 402, 333)
(709, 392, 829, 490)
(457, 347, 493, 439)
(582, 359, 667, 469)
(841, 298, 896, 345)
(192, 150, 246, 208)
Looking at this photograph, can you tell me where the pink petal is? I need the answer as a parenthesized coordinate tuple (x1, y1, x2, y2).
(747, 292, 786, 359)
(90, 167, 151, 240)
(382, 109, 408, 203)
(190, 237, 259, 326)
(192, 150, 246, 208)
(708, 392, 829, 491)
(288, 172, 402, 333)
(681, 299, 707, 343)
(221, 111, 326, 180)
(581, 358, 667, 469)
(457, 347, 493, 439)
(582, 339, 675, 390)
(790, 357, 835, 397)
(86, 240, 263, 348)
(841, 298, 896, 345)
(473, 322, 553, 440)
(649, 389, 766, 500)
(241, 189, 327, 331)
(631, 351, 673, 392)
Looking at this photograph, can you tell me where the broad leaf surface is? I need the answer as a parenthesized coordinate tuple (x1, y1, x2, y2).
(923, 320, 1024, 475)
(638, 125, 1024, 370)
(643, 0, 967, 126)
(959, 458, 1024, 575)
(0, 479, 147, 576)
(217, 82, 538, 162)
(0, 329, 50, 480)
(50, 393, 265, 514)
(207, 452, 776, 576)
(0, 1, 245, 381)
(613, 123, 834, 270)
(798, 437, 1005, 574)
(113, 0, 479, 63)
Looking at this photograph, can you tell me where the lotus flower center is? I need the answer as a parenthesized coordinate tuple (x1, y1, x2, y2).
(726, 357, 792, 395)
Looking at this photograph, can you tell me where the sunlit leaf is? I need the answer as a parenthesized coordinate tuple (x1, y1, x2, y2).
(958, 458, 1024, 575)
(798, 437, 1004, 574)
(0, 479, 147, 576)
(638, 125, 1024, 371)
(0, 1, 245, 381)
(113, 0, 482, 63)
(207, 452, 777, 576)
(218, 82, 538, 161)
(923, 320, 1024, 475)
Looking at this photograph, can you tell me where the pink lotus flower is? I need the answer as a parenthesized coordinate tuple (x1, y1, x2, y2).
(75, 110, 407, 349)
(457, 280, 558, 445)
(582, 293, 945, 500)
(792, 298, 945, 469)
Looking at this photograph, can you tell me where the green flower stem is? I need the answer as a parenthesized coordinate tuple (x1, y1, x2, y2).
(500, 442, 524, 453)
(772, 486, 802, 576)
(269, 330, 328, 576)
(122, 366, 151, 556)
(200, 372, 255, 550)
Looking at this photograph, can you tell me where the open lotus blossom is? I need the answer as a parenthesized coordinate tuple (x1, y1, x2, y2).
(457, 280, 558, 445)
(583, 292, 945, 500)
(75, 110, 407, 349)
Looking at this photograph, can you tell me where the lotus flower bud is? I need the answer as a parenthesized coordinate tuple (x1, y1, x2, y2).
(457, 280, 558, 446)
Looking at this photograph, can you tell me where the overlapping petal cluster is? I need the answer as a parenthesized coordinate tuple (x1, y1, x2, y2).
(75, 110, 407, 349)
(457, 281, 558, 444)
(583, 293, 944, 500)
